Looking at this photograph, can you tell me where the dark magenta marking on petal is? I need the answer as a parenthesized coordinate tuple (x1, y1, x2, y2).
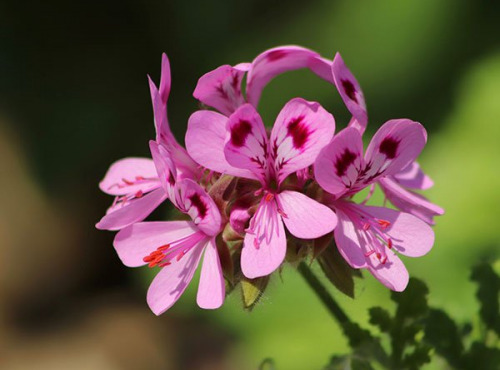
(341, 79, 357, 103)
(335, 149, 357, 177)
(379, 137, 400, 159)
(188, 193, 208, 219)
(230, 120, 253, 147)
(287, 116, 309, 149)
(266, 50, 288, 62)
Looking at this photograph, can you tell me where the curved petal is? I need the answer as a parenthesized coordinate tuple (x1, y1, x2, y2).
(99, 157, 160, 196)
(96, 187, 167, 231)
(270, 98, 335, 183)
(149, 140, 176, 193)
(147, 242, 205, 315)
(357, 204, 435, 257)
(314, 127, 364, 197)
(333, 208, 367, 268)
(241, 202, 286, 278)
(277, 190, 337, 239)
(367, 250, 409, 292)
(197, 238, 225, 309)
(364, 119, 427, 178)
(159, 53, 171, 104)
(185, 110, 255, 179)
(193, 65, 246, 116)
(224, 104, 270, 183)
(176, 179, 221, 237)
(113, 221, 198, 267)
(332, 53, 368, 133)
(393, 161, 434, 190)
(379, 177, 444, 225)
(246, 46, 332, 107)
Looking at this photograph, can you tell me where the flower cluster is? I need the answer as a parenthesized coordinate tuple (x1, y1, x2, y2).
(97, 46, 443, 315)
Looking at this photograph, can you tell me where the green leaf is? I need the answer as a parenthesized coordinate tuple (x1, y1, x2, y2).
(461, 342, 500, 370)
(392, 278, 429, 319)
(318, 244, 357, 298)
(325, 355, 374, 370)
(423, 309, 463, 367)
(368, 307, 392, 333)
(402, 343, 432, 370)
(470, 262, 500, 335)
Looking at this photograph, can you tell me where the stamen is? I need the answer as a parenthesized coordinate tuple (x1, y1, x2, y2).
(135, 190, 143, 198)
(365, 250, 375, 257)
(122, 178, 134, 185)
(362, 222, 371, 230)
(377, 219, 391, 229)
(265, 193, 274, 202)
(387, 239, 393, 249)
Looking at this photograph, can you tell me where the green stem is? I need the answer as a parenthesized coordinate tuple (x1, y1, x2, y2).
(297, 262, 351, 325)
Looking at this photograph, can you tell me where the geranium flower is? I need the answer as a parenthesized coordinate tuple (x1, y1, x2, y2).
(314, 121, 434, 291)
(332, 53, 443, 224)
(193, 45, 334, 116)
(113, 143, 224, 314)
(186, 98, 337, 278)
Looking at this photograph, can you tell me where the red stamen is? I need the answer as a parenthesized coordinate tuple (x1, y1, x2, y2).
(135, 190, 143, 198)
(376, 252, 381, 260)
(362, 222, 371, 230)
(265, 193, 274, 202)
(122, 178, 134, 185)
(387, 239, 393, 249)
(135, 176, 145, 181)
(176, 251, 185, 261)
(158, 244, 170, 251)
(377, 219, 391, 229)
(365, 250, 375, 257)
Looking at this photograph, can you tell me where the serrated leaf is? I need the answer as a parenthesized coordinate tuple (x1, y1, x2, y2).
(423, 309, 463, 367)
(368, 307, 392, 333)
(392, 278, 429, 319)
(241, 275, 269, 310)
(470, 262, 500, 335)
(318, 244, 356, 298)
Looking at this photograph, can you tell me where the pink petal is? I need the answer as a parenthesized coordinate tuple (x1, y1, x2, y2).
(332, 53, 368, 134)
(149, 140, 177, 193)
(277, 190, 337, 239)
(159, 53, 171, 104)
(270, 98, 335, 183)
(147, 242, 205, 315)
(185, 110, 256, 179)
(308, 56, 334, 83)
(333, 208, 368, 268)
(246, 46, 332, 107)
(113, 221, 198, 267)
(379, 177, 444, 225)
(241, 201, 286, 278)
(175, 179, 221, 237)
(357, 204, 435, 257)
(193, 64, 246, 116)
(367, 249, 409, 292)
(99, 157, 160, 196)
(224, 104, 270, 183)
(314, 127, 364, 197)
(393, 161, 434, 190)
(96, 187, 167, 231)
(197, 238, 225, 309)
(364, 119, 427, 178)
(150, 84, 199, 179)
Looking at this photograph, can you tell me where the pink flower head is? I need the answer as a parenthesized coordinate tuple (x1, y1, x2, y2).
(186, 97, 338, 278)
(314, 122, 434, 291)
(114, 146, 224, 314)
(193, 45, 334, 115)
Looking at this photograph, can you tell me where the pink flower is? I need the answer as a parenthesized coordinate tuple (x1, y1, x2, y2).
(314, 122, 434, 291)
(114, 145, 224, 314)
(96, 157, 168, 230)
(193, 45, 334, 116)
(96, 53, 201, 230)
(332, 53, 443, 224)
(186, 98, 338, 278)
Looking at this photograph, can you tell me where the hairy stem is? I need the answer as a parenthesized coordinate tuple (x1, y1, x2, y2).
(297, 261, 351, 325)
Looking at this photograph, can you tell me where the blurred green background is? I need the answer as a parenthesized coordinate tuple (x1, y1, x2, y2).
(0, 0, 499, 369)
